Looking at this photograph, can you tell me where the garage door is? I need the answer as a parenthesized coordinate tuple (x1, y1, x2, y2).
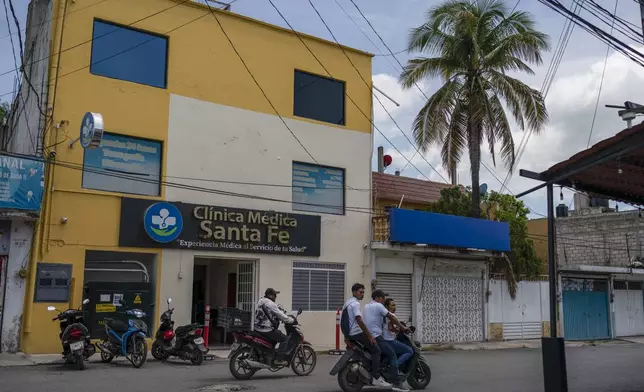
(376, 273, 412, 324)
(562, 278, 610, 340)
(614, 280, 644, 337)
(420, 275, 483, 343)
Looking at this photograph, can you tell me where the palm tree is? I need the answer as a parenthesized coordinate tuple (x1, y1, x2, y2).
(400, 0, 549, 217)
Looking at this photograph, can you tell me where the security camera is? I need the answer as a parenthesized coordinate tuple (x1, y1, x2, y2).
(61, 217, 68, 224)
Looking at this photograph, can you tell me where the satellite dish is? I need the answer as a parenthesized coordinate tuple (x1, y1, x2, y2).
(480, 183, 488, 196)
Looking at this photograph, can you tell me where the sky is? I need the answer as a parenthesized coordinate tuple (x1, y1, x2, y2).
(1, 0, 643, 218)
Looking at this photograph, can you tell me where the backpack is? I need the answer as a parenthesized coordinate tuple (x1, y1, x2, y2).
(340, 306, 352, 337)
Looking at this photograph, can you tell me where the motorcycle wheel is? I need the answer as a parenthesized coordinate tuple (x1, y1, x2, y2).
(190, 348, 204, 365)
(100, 350, 114, 363)
(130, 337, 148, 368)
(76, 353, 85, 370)
(229, 347, 257, 380)
(151, 341, 170, 361)
(407, 360, 432, 390)
(337, 363, 365, 392)
(291, 345, 316, 376)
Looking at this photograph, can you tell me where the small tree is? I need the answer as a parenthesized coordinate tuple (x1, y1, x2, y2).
(426, 186, 542, 298)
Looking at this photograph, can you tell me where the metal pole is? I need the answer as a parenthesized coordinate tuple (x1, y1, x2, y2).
(547, 183, 558, 337)
(640, 1, 644, 42)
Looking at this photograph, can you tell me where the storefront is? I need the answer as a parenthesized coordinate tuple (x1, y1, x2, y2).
(115, 197, 326, 347)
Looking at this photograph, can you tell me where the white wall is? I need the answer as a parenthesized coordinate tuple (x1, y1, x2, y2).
(488, 280, 550, 324)
(1, 218, 34, 353)
(162, 95, 372, 349)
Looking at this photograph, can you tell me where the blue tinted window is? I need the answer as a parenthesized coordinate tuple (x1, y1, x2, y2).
(292, 161, 345, 215)
(293, 70, 345, 125)
(90, 20, 168, 88)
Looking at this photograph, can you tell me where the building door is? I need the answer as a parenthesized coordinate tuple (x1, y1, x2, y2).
(376, 273, 412, 323)
(614, 280, 644, 337)
(562, 278, 610, 340)
(227, 273, 237, 308)
(420, 275, 483, 343)
(500, 280, 545, 340)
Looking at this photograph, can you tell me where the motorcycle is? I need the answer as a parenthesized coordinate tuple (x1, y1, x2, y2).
(228, 307, 317, 379)
(47, 298, 95, 370)
(96, 299, 148, 368)
(330, 318, 432, 391)
(151, 297, 208, 365)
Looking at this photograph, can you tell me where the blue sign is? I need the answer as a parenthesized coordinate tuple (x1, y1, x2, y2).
(143, 202, 183, 243)
(80, 112, 104, 149)
(0, 154, 45, 211)
(292, 162, 344, 215)
(82, 132, 162, 196)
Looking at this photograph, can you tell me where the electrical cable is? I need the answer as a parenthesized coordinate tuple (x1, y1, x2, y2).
(296, 0, 449, 183)
(586, 0, 619, 148)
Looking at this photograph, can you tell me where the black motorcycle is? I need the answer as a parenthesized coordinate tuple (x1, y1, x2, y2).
(330, 318, 432, 391)
(228, 308, 317, 380)
(47, 299, 96, 370)
(150, 297, 208, 365)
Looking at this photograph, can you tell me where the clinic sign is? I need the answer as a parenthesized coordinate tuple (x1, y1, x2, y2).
(119, 198, 321, 257)
(0, 154, 45, 211)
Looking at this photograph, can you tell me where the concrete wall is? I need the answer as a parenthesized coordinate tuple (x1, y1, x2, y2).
(556, 210, 644, 267)
(6, 0, 52, 155)
(1, 218, 34, 353)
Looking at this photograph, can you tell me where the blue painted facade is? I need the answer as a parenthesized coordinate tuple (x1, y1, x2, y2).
(0, 153, 45, 211)
(388, 208, 511, 252)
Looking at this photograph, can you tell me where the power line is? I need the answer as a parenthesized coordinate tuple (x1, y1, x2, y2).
(586, 0, 619, 148)
(0, 0, 196, 80)
(301, 0, 449, 183)
(0, 0, 113, 42)
(264, 0, 446, 184)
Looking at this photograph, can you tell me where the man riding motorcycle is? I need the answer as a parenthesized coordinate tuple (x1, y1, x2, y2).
(254, 288, 294, 365)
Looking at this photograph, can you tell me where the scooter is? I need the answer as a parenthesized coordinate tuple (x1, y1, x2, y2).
(96, 299, 148, 368)
(228, 307, 317, 380)
(151, 297, 208, 365)
(330, 317, 432, 391)
(47, 298, 95, 370)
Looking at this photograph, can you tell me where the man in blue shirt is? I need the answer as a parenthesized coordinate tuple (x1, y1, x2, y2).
(364, 289, 410, 392)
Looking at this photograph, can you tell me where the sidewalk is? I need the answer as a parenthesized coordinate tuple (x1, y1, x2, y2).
(422, 338, 632, 351)
(0, 349, 231, 367)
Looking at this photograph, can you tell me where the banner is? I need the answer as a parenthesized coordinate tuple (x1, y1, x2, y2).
(0, 154, 44, 211)
(119, 198, 321, 257)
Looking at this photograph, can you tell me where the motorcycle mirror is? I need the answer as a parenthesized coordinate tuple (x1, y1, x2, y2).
(82, 299, 90, 305)
(297, 308, 303, 316)
(47, 306, 56, 312)
(167, 298, 172, 304)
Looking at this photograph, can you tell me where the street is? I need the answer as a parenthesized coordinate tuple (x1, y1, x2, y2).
(2, 344, 644, 392)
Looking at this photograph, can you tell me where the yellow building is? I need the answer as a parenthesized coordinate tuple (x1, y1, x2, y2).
(20, 0, 373, 353)
(526, 218, 548, 275)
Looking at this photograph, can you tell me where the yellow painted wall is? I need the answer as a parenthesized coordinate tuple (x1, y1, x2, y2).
(22, 0, 373, 353)
(526, 218, 548, 275)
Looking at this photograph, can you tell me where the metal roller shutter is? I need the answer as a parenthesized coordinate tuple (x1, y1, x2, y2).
(376, 273, 413, 323)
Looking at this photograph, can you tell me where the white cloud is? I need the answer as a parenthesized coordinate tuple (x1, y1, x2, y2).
(371, 49, 644, 217)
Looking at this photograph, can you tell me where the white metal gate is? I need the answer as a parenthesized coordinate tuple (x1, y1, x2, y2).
(421, 275, 483, 343)
(376, 273, 412, 323)
(236, 262, 255, 312)
(614, 280, 644, 337)
(489, 279, 546, 340)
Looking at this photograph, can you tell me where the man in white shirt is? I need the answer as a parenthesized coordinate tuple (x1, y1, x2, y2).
(342, 283, 390, 389)
(364, 289, 410, 392)
(254, 288, 293, 362)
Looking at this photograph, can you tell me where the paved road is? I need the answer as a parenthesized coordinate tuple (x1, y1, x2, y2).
(3, 344, 644, 392)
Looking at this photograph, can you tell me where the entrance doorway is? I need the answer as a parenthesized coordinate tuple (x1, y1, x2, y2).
(192, 258, 257, 346)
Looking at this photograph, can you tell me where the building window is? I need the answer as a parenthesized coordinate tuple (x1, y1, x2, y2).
(90, 19, 168, 88)
(292, 261, 345, 312)
(292, 161, 345, 215)
(293, 70, 345, 125)
(82, 132, 162, 196)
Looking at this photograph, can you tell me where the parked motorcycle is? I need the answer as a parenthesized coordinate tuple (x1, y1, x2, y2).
(47, 298, 95, 370)
(97, 299, 148, 368)
(330, 317, 432, 391)
(228, 307, 316, 379)
(151, 297, 208, 365)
